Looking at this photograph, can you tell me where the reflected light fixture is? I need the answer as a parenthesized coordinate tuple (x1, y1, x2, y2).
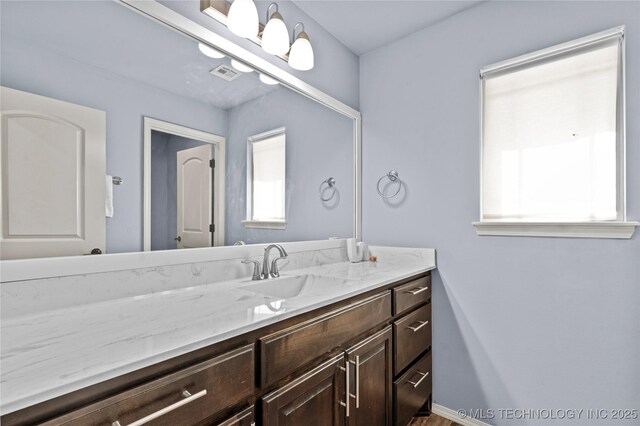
(259, 73, 279, 85)
(230, 59, 254, 73)
(198, 42, 225, 59)
(288, 23, 314, 71)
(261, 3, 289, 56)
(227, 0, 259, 38)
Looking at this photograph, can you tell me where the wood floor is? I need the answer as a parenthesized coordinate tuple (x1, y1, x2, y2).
(410, 413, 464, 426)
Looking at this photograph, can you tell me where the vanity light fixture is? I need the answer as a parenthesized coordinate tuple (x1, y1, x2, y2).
(288, 23, 314, 71)
(261, 3, 289, 56)
(227, 0, 259, 39)
(259, 73, 279, 85)
(201, 1, 315, 70)
(198, 42, 225, 59)
(230, 58, 254, 73)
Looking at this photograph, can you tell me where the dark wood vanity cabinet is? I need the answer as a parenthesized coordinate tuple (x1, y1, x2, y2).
(38, 345, 255, 426)
(5, 272, 432, 426)
(345, 327, 393, 426)
(262, 355, 345, 426)
(391, 275, 432, 426)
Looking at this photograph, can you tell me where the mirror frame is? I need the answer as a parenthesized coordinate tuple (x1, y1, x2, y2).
(119, 0, 362, 242)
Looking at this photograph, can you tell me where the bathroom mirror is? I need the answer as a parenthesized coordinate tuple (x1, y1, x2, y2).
(0, 0, 360, 259)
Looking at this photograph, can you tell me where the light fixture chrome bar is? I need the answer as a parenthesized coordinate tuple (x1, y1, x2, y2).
(200, 0, 289, 61)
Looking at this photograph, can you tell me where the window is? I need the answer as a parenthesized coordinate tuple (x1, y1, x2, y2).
(474, 26, 637, 238)
(243, 128, 286, 229)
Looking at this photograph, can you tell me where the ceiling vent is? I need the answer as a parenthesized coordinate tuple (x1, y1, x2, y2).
(210, 65, 241, 82)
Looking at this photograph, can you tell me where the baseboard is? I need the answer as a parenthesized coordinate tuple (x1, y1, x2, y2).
(431, 403, 492, 426)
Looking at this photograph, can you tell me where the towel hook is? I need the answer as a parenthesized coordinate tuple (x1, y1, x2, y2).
(376, 170, 402, 198)
(319, 177, 336, 201)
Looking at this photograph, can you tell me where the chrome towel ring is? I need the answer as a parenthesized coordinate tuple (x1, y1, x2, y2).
(376, 170, 402, 198)
(319, 177, 337, 201)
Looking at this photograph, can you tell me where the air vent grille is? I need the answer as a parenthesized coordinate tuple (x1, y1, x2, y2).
(210, 65, 240, 82)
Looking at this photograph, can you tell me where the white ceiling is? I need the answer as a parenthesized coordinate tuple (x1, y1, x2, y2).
(291, 0, 485, 55)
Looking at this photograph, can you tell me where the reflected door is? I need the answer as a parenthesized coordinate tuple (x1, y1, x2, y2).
(0, 86, 106, 259)
(176, 144, 212, 248)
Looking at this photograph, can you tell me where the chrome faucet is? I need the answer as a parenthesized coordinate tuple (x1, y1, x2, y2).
(263, 244, 288, 278)
(241, 244, 288, 281)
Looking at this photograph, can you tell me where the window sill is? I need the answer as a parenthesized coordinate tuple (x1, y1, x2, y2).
(242, 220, 287, 230)
(472, 221, 639, 239)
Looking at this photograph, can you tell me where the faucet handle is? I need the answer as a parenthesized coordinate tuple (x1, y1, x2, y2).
(270, 256, 288, 278)
(241, 259, 262, 280)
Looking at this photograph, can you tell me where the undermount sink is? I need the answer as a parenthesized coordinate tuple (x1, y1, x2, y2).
(240, 274, 350, 299)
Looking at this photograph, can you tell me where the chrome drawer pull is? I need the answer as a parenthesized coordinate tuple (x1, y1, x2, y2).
(227, 410, 253, 425)
(406, 320, 429, 332)
(112, 389, 207, 426)
(407, 371, 429, 388)
(404, 286, 429, 295)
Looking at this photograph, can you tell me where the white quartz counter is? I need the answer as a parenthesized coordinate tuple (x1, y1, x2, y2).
(0, 246, 435, 415)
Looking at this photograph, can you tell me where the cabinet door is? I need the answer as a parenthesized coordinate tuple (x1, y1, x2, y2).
(345, 326, 393, 426)
(262, 354, 345, 426)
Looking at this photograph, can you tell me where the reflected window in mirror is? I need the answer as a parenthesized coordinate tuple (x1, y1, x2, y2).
(244, 128, 286, 229)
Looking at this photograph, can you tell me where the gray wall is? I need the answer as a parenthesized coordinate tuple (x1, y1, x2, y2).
(159, 0, 360, 109)
(226, 87, 354, 245)
(360, 1, 639, 423)
(1, 37, 227, 254)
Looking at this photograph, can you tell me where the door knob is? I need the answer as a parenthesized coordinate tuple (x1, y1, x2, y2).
(174, 236, 182, 242)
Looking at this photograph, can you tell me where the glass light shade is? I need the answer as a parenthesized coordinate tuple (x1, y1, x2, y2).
(198, 43, 225, 59)
(259, 74, 279, 85)
(227, 0, 259, 39)
(230, 59, 253, 73)
(288, 33, 314, 71)
(261, 13, 289, 56)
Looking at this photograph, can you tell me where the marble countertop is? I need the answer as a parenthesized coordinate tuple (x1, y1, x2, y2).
(1, 248, 435, 415)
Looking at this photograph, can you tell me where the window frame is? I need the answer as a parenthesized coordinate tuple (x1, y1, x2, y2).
(473, 26, 638, 239)
(242, 127, 287, 230)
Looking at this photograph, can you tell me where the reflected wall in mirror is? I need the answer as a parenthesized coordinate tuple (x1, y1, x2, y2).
(0, 0, 357, 259)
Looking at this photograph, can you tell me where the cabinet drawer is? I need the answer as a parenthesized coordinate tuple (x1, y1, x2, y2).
(216, 405, 255, 426)
(394, 352, 432, 426)
(44, 345, 254, 426)
(393, 275, 430, 316)
(393, 304, 431, 374)
(260, 291, 392, 387)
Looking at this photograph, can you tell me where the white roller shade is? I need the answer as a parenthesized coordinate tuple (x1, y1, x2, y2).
(482, 41, 620, 222)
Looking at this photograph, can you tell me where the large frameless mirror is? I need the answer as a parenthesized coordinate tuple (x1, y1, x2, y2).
(0, 0, 360, 259)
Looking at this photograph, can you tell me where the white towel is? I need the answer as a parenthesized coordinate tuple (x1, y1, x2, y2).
(105, 175, 114, 218)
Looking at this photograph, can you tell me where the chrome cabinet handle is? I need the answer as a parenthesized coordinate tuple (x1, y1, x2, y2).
(406, 320, 429, 332)
(407, 371, 429, 388)
(353, 356, 360, 408)
(112, 389, 207, 426)
(174, 236, 182, 242)
(226, 409, 253, 425)
(344, 361, 351, 417)
(404, 286, 429, 295)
